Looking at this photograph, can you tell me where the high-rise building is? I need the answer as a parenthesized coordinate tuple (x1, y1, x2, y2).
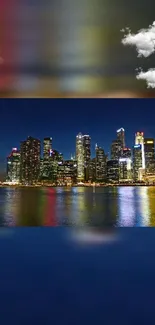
(20, 136, 41, 185)
(89, 158, 96, 182)
(43, 137, 52, 178)
(144, 138, 155, 174)
(39, 158, 44, 181)
(133, 144, 143, 181)
(111, 140, 122, 160)
(119, 158, 132, 182)
(117, 128, 125, 150)
(43, 137, 52, 158)
(76, 133, 84, 182)
(49, 149, 63, 184)
(107, 160, 119, 183)
(122, 147, 132, 158)
(6, 148, 20, 184)
(83, 135, 91, 181)
(95, 144, 107, 182)
(135, 132, 145, 169)
(62, 160, 77, 185)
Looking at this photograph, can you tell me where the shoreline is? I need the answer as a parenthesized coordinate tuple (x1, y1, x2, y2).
(0, 184, 155, 188)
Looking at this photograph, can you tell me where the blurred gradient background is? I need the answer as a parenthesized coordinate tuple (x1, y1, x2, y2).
(1, 0, 155, 97)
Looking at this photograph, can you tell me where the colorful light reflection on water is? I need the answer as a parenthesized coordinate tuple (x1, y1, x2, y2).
(0, 186, 154, 227)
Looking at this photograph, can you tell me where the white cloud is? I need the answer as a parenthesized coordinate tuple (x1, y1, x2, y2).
(121, 22, 155, 57)
(136, 68, 155, 88)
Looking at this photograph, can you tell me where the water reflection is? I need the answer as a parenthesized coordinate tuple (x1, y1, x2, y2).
(136, 187, 150, 227)
(71, 187, 117, 227)
(44, 188, 57, 226)
(56, 187, 73, 225)
(70, 187, 87, 226)
(17, 188, 43, 226)
(118, 187, 136, 227)
(0, 186, 155, 227)
(2, 188, 20, 226)
(148, 187, 155, 226)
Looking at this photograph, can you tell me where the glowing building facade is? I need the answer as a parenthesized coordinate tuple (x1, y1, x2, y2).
(43, 137, 52, 178)
(111, 140, 122, 160)
(49, 150, 63, 184)
(122, 148, 131, 158)
(107, 160, 119, 183)
(20, 136, 41, 185)
(117, 128, 125, 150)
(135, 132, 145, 169)
(89, 158, 96, 182)
(7, 148, 21, 184)
(133, 144, 143, 181)
(95, 144, 107, 182)
(76, 133, 84, 182)
(83, 135, 91, 181)
(144, 138, 155, 174)
(119, 158, 132, 182)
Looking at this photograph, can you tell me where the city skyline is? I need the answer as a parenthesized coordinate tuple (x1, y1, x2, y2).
(1, 99, 155, 177)
(4, 130, 155, 185)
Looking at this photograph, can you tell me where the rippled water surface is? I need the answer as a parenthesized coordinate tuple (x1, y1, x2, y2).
(0, 186, 155, 227)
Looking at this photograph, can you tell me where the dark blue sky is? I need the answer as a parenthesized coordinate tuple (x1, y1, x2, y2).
(0, 99, 155, 174)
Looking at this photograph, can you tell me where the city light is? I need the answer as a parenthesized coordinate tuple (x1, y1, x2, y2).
(134, 145, 141, 148)
(3, 128, 155, 186)
(117, 128, 125, 133)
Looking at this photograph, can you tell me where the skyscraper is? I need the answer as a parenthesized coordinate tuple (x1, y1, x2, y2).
(144, 138, 155, 174)
(117, 128, 125, 150)
(95, 144, 107, 182)
(49, 149, 63, 184)
(119, 158, 132, 182)
(89, 158, 96, 182)
(76, 133, 84, 182)
(135, 132, 145, 169)
(133, 144, 143, 181)
(20, 136, 41, 185)
(62, 160, 77, 185)
(43, 137, 52, 178)
(43, 137, 52, 159)
(6, 148, 20, 184)
(122, 148, 131, 158)
(111, 140, 122, 160)
(107, 160, 119, 183)
(83, 135, 91, 181)
(39, 158, 44, 181)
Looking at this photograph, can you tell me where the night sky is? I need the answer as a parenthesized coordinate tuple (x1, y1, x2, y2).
(0, 99, 155, 176)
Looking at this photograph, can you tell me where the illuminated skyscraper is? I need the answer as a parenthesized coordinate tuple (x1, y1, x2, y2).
(119, 158, 132, 182)
(83, 135, 91, 181)
(135, 132, 145, 169)
(20, 136, 41, 185)
(49, 149, 63, 184)
(133, 144, 143, 181)
(62, 160, 77, 185)
(76, 133, 84, 182)
(43, 137, 52, 178)
(6, 148, 20, 184)
(111, 140, 121, 160)
(39, 158, 44, 180)
(43, 137, 52, 159)
(117, 128, 125, 150)
(144, 138, 155, 174)
(122, 148, 131, 158)
(107, 160, 119, 183)
(89, 158, 96, 182)
(95, 144, 107, 182)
